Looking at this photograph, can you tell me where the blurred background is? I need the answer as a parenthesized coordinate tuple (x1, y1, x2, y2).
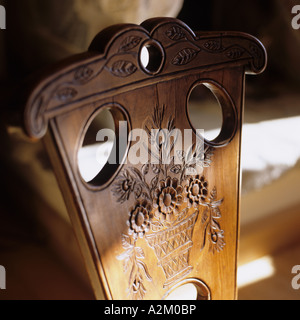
(0, 0, 299, 300)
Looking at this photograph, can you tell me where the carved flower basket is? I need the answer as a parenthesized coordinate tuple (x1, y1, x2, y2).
(146, 210, 198, 288)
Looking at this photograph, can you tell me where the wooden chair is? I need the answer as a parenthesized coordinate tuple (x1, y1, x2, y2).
(23, 18, 266, 300)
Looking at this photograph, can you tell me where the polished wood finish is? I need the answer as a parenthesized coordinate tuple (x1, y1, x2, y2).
(24, 18, 266, 300)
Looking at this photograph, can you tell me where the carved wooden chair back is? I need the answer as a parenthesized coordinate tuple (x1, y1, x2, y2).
(24, 18, 266, 300)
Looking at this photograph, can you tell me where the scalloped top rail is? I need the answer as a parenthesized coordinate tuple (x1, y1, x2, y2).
(24, 17, 267, 139)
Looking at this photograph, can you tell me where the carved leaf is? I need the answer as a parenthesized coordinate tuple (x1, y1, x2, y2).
(119, 36, 142, 52)
(249, 45, 261, 59)
(121, 234, 133, 250)
(169, 156, 175, 166)
(211, 198, 223, 209)
(141, 192, 151, 200)
(201, 222, 209, 251)
(249, 45, 263, 70)
(133, 185, 141, 199)
(117, 251, 131, 263)
(166, 26, 186, 41)
(152, 105, 165, 128)
(151, 221, 164, 232)
(151, 164, 161, 174)
(151, 175, 159, 189)
(130, 167, 144, 182)
(176, 150, 185, 162)
(204, 40, 223, 52)
(111, 60, 137, 77)
(128, 265, 136, 289)
(172, 48, 198, 65)
(210, 187, 217, 201)
(211, 219, 221, 231)
(142, 163, 150, 176)
(135, 247, 145, 260)
(192, 143, 204, 163)
(144, 124, 152, 138)
(74, 66, 93, 84)
(170, 165, 182, 174)
(212, 207, 222, 219)
(56, 87, 77, 102)
(167, 116, 175, 131)
(203, 147, 214, 167)
(201, 208, 209, 224)
(226, 48, 244, 59)
(123, 257, 131, 273)
(185, 144, 196, 165)
(137, 261, 152, 281)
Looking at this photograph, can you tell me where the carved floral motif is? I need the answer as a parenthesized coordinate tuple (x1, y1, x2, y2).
(113, 105, 225, 300)
(153, 177, 183, 223)
(127, 201, 153, 239)
(185, 175, 208, 207)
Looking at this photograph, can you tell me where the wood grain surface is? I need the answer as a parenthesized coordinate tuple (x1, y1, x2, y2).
(24, 18, 266, 300)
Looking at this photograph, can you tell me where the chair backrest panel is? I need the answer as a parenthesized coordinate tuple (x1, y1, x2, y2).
(25, 18, 266, 300)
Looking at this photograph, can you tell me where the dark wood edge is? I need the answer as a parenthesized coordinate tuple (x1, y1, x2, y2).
(44, 122, 112, 300)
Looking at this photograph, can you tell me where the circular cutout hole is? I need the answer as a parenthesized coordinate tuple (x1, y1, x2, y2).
(188, 83, 223, 141)
(187, 82, 237, 147)
(165, 283, 198, 300)
(140, 41, 164, 74)
(140, 46, 150, 70)
(78, 106, 128, 187)
(163, 279, 211, 301)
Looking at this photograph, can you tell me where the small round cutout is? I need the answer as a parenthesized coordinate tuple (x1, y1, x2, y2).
(163, 278, 211, 301)
(78, 105, 129, 187)
(139, 40, 164, 75)
(165, 283, 198, 300)
(187, 81, 237, 147)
